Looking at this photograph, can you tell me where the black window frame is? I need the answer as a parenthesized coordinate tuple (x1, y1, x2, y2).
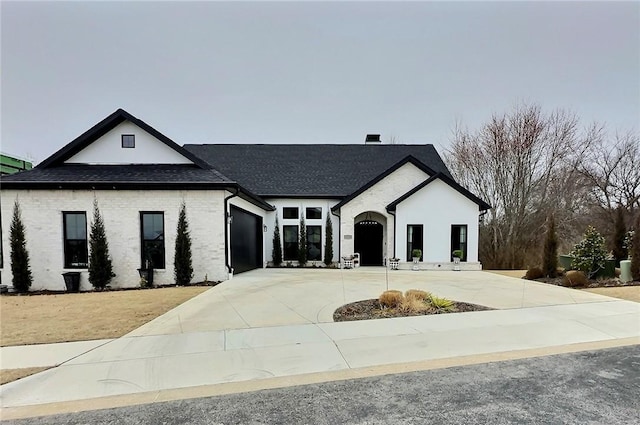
(283, 225, 299, 261)
(140, 211, 165, 269)
(121, 134, 135, 148)
(306, 225, 322, 261)
(451, 224, 468, 262)
(305, 207, 322, 220)
(406, 224, 424, 262)
(63, 211, 88, 269)
(282, 207, 299, 220)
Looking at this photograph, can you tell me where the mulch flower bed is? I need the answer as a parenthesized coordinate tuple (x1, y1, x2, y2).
(333, 299, 493, 322)
(532, 277, 640, 289)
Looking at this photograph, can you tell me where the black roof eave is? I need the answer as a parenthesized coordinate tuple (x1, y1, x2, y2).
(1, 181, 275, 211)
(331, 155, 436, 212)
(261, 194, 345, 200)
(386, 173, 492, 212)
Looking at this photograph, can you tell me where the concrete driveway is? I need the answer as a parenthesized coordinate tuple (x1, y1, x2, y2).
(127, 268, 613, 336)
(1, 268, 638, 420)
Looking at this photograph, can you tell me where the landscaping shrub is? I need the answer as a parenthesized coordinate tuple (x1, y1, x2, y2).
(272, 214, 282, 266)
(405, 289, 431, 302)
(174, 202, 193, 286)
(542, 215, 558, 277)
(570, 226, 607, 279)
(10, 200, 32, 293)
(88, 199, 115, 290)
(563, 270, 588, 287)
(379, 290, 403, 308)
(298, 216, 307, 266)
(324, 215, 333, 266)
(525, 267, 544, 280)
(399, 296, 429, 314)
(631, 216, 640, 281)
(430, 296, 454, 311)
(612, 207, 627, 267)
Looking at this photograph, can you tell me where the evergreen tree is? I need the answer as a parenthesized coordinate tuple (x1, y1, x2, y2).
(612, 207, 627, 267)
(88, 199, 114, 290)
(570, 226, 607, 279)
(272, 214, 282, 266)
(298, 216, 307, 266)
(10, 200, 32, 292)
(324, 215, 333, 266)
(631, 215, 640, 281)
(542, 214, 558, 277)
(174, 202, 193, 285)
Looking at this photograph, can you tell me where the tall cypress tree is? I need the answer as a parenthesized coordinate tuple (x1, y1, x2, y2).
(10, 200, 32, 293)
(542, 214, 558, 277)
(88, 199, 114, 290)
(298, 216, 307, 266)
(272, 214, 282, 266)
(174, 202, 193, 285)
(324, 215, 333, 266)
(631, 215, 640, 281)
(612, 207, 627, 267)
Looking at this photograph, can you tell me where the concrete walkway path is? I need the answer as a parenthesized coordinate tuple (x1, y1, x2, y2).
(1, 269, 638, 418)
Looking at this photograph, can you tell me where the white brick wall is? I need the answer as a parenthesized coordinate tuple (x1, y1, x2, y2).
(339, 163, 430, 261)
(0, 189, 228, 290)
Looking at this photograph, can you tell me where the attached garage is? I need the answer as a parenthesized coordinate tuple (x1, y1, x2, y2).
(230, 205, 263, 274)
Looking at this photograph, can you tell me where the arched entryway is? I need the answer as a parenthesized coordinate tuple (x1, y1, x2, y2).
(354, 212, 385, 266)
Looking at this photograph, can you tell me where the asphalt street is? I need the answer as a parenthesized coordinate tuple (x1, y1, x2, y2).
(6, 345, 640, 425)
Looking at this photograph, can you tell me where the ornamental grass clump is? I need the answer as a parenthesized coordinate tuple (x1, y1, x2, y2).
(430, 296, 454, 312)
(379, 290, 403, 308)
(525, 267, 544, 280)
(405, 289, 431, 302)
(570, 226, 607, 279)
(399, 296, 429, 314)
(563, 270, 588, 287)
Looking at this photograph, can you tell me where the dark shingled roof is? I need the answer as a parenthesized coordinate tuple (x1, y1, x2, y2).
(183, 144, 453, 197)
(1, 164, 232, 187)
(1, 164, 275, 210)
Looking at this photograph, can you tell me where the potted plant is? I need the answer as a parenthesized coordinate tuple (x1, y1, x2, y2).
(137, 257, 154, 287)
(389, 257, 400, 270)
(452, 250, 464, 271)
(411, 249, 422, 271)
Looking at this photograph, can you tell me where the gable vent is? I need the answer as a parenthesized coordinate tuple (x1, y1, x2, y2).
(365, 134, 381, 144)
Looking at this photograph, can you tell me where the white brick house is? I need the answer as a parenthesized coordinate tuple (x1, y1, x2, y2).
(0, 109, 490, 291)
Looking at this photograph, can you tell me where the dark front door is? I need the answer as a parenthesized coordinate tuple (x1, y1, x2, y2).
(230, 206, 263, 274)
(354, 221, 383, 266)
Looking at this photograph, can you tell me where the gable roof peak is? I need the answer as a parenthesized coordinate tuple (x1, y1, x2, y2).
(37, 109, 211, 170)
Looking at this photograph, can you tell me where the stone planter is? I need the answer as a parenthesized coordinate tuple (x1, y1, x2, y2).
(453, 257, 461, 271)
(412, 257, 420, 271)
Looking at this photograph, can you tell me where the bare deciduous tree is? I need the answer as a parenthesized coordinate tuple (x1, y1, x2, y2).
(446, 103, 598, 269)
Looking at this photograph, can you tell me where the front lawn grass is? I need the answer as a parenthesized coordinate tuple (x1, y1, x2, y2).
(0, 286, 209, 347)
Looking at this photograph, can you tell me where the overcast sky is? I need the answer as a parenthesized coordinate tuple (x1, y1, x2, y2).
(1, 1, 638, 165)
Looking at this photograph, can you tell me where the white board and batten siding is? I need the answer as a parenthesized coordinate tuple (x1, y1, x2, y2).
(264, 199, 341, 265)
(394, 178, 481, 270)
(65, 121, 193, 165)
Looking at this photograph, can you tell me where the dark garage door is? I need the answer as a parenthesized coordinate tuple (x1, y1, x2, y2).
(230, 206, 263, 274)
